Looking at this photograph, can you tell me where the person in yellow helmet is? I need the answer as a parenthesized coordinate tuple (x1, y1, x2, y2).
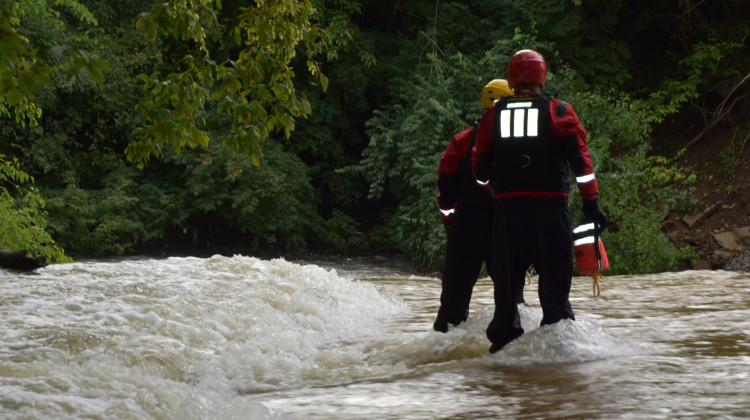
(433, 79, 524, 332)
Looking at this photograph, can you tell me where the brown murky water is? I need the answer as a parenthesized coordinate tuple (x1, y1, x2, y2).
(2, 256, 749, 419)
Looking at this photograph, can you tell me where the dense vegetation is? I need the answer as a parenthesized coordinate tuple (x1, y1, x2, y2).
(2, 1, 749, 274)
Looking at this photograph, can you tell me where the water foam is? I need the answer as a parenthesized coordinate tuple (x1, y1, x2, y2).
(1, 255, 407, 419)
(496, 318, 636, 364)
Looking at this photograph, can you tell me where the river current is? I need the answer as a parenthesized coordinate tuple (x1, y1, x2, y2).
(2, 255, 749, 419)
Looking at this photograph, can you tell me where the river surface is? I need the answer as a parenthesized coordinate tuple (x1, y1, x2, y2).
(2, 255, 750, 419)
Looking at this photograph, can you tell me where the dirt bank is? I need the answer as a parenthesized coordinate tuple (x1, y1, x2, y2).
(655, 110, 750, 271)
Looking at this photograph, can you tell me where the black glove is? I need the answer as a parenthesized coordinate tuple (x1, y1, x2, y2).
(582, 199, 608, 234)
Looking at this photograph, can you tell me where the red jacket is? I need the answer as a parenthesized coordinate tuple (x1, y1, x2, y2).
(437, 125, 493, 211)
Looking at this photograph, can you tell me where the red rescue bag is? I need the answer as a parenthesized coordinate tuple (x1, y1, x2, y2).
(573, 222, 609, 275)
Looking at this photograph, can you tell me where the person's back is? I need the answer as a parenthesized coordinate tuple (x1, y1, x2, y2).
(433, 79, 516, 332)
(471, 50, 608, 353)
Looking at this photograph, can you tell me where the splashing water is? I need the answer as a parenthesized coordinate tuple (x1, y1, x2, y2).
(2, 256, 749, 419)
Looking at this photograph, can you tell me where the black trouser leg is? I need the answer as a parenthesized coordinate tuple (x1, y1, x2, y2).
(486, 202, 527, 348)
(486, 198, 575, 352)
(434, 205, 493, 331)
(535, 203, 575, 325)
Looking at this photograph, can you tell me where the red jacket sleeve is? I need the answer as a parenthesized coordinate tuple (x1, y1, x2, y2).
(436, 126, 474, 209)
(548, 99, 599, 200)
(470, 107, 496, 189)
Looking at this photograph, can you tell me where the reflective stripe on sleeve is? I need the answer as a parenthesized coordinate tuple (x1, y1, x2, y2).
(573, 223, 596, 234)
(573, 236, 596, 246)
(439, 208, 455, 216)
(576, 173, 596, 184)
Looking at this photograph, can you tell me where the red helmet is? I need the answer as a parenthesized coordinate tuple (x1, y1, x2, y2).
(507, 49, 547, 89)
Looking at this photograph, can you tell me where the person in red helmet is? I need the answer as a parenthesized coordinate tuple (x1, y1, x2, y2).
(434, 79, 525, 333)
(471, 49, 608, 353)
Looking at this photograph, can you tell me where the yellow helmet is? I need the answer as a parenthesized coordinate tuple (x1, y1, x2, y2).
(481, 79, 514, 109)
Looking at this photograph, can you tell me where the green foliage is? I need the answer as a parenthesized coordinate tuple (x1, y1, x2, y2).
(0, 0, 746, 275)
(718, 124, 750, 178)
(353, 29, 586, 270)
(311, 0, 375, 67)
(603, 211, 696, 274)
(565, 90, 698, 274)
(0, 0, 108, 126)
(41, 137, 355, 256)
(356, 22, 700, 273)
(2, 0, 372, 260)
(645, 41, 743, 124)
(0, 1, 51, 126)
(318, 209, 368, 253)
(354, 52, 482, 269)
(42, 164, 154, 257)
(127, 0, 330, 167)
(0, 155, 71, 263)
(170, 141, 322, 251)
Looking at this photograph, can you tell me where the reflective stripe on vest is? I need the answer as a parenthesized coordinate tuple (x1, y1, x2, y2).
(490, 94, 571, 194)
(499, 102, 539, 139)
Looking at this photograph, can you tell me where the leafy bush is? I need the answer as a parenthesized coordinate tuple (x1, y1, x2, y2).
(0, 155, 71, 263)
(42, 163, 155, 257)
(357, 31, 699, 273)
(42, 140, 341, 256)
(354, 52, 479, 270)
(2, 0, 741, 274)
(553, 87, 698, 275)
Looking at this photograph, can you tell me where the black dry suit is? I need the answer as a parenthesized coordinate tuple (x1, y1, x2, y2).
(471, 92, 598, 351)
(434, 124, 524, 333)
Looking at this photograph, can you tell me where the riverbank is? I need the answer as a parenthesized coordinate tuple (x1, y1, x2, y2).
(654, 103, 750, 272)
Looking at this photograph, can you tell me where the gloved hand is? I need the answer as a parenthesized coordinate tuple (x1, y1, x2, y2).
(582, 199, 608, 234)
(439, 205, 456, 230)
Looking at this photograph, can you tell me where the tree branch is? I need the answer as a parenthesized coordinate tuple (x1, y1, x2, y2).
(682, 74, 750, 151)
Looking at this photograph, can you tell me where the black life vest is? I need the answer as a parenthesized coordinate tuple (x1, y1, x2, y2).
(489, 94, 571, 194)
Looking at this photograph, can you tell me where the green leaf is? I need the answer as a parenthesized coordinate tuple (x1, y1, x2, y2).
(6, 87, 23, 106)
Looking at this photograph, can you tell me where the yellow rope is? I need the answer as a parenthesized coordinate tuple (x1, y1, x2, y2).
(591, 271, 603, 296)
(526, 269, 531, 285)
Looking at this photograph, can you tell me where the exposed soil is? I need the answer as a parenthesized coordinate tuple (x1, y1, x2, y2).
(653, 107, 750, 271)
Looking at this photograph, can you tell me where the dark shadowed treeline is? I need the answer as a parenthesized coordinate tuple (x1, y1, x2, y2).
(2, 1, 749, 274)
